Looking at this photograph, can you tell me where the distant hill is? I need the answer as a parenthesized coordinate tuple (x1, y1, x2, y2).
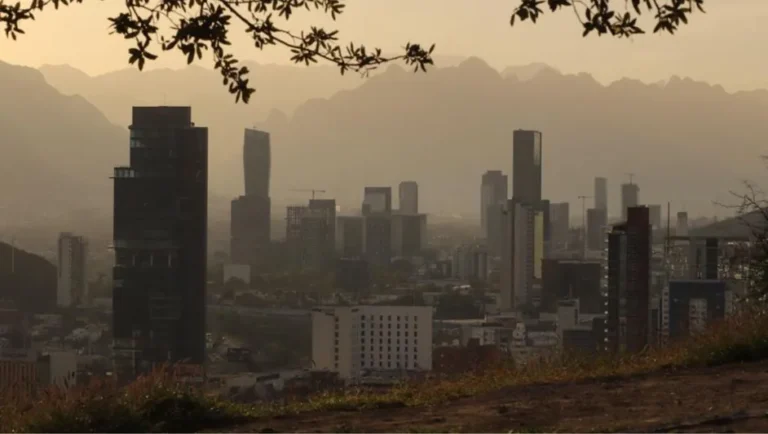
(36, 59, 768, 217)
(0, 241, 56, 312)
(259, 58, 768, 216)
(0, 61, 124, 225)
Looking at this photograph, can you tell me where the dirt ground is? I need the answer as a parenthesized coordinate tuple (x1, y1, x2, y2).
(228, 360, 768, 433)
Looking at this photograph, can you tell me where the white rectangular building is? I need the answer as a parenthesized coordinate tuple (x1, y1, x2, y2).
(57, 232, 88, 308)
(311, 305, 433, 381)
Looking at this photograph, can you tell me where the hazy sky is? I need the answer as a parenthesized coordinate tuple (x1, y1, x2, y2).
(1, 0, 766, 90)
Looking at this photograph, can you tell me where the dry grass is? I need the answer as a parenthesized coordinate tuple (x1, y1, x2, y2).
(2, 308, 768, 432)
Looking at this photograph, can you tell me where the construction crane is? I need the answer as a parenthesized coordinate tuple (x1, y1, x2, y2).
(578, 195, 593, 259)
(291, 188, 326, 200)
(626, 172, 636, 185)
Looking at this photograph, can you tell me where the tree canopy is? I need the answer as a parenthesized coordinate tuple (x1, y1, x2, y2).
(0, 0, 705, 103)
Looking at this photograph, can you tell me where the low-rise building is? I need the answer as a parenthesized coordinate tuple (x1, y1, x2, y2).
(311, 305, 433, 382)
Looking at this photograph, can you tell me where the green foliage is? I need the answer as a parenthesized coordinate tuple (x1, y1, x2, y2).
(0, 0, 703, 103)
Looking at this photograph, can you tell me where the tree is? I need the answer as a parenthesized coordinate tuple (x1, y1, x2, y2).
(0, 0, 704, 103)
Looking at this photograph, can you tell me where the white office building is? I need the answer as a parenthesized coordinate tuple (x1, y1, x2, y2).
(57, 232, 88, 308)
(311, 305, 433, 381)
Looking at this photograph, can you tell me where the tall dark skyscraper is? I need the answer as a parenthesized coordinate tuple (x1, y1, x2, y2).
(398, 181, 419, 214)
(230, 129, 271, 267)
(512, 130, 542, 205)
(586, 208, 608, 251)
(243, 129, 270, 197)
(481, 170, 508, 241)
(594, 177, 607, 211)
(606, 206, 650, 353)
(112, 107, 207, 381)
(621, 183, 639, 221)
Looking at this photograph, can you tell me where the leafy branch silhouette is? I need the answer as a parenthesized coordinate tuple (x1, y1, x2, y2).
(0, 0, 704, 103)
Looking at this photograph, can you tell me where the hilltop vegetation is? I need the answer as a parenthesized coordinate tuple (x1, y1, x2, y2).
(4, 306, 768, 433)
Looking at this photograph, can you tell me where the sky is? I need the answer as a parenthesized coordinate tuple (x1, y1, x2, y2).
(1, 0, 767, 91)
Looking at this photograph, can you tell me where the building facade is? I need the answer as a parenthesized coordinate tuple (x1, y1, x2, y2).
(336, 216, 364, 257)
(391, 214, 427, 258)
(362, 187, 392, 215)
(606, 206, 650, 353)
(481, 170, 508, 240)
(594, 177, 607, 211)
(398, 181, 419, 215)
(311, 305, 433, 381)
(512, 130, 542, 205)
(586, 208, 608, 252)
(57, 232, 88, 308)
(549, 202, 570, 251)
(112, 106, 208, 381)
(620, 183, 640, 221)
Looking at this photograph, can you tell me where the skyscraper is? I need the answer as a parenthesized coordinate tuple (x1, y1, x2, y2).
(230, 128, 271, 268)
(512, 130, 543, 204)
(336, 216, 364, 257)
(500, 201, 543, 311)
(362, 187, 392, 215)
(112, 106, 207, 381)
(57, 232, 88, 308)
(594, 177, 608, 211)
(481, 170, 508, 238)
(391, 214, 427, 257)
(620, 183, 639, 221)
(677, 212, 689, 236)
(606, 206, 650, 353)
(243, 129, 270, 197)
(648, 204, 662, 230)
(549, 202, 570, 250)
(398, 181, 419, 215)
(586, 208, 608, 251)
(309, 199, 337, 264)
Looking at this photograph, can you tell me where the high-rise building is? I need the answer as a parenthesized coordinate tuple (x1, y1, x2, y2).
(500, 201, 543, 310)
(549, 202, 570, 250)
(57, 232, 88, 308)
(112, 107, 207, 380)
(362, 187, 392, 215)
(336, 216, 364, 257)
(481, 170, 508, 239)
(677, 212, 689, 236)
(620, 183, 639, 221)
(452, 244, 489, 282)
(230, 195, 270, 266)
(512, 130, 543, 205)
(398, 181, 419, 215)
(594, 177, 608, 211)
(286, 204, 332, 271)
(541, 259, 602, 314)
(243, 129, 270, 197)
(606, 206, 650, 353)
(486, 203, 506, 257)
(391, 214, 427, 258)
(309, 199, 337, 262)
(363, 215, 392, 268)
(648, 204, 662, 230)
(586, 208, 608, 251)
(230, 128, 271, 268)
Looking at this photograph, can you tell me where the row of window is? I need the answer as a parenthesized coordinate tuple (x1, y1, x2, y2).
(360, 339, 419, 347)
(362, 322, 417, 329)
(362, 361, 420, 369)
(361, 352, 418, 359)
(361, 331, 418, 337)
(361, 315, 418, 321)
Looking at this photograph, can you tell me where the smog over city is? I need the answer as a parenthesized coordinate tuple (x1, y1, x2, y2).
(1, 0, 767, 432)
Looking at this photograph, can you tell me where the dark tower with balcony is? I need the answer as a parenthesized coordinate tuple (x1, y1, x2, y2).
(112, 106, 207, 381)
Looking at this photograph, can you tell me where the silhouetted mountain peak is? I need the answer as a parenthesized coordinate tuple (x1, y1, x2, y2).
(502, 63, 561, 81)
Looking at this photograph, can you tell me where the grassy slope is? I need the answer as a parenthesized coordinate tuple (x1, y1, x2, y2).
(3, 309, 768, 433)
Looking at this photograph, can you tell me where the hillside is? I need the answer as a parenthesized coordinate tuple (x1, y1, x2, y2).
(0, 241, 56, 312)
(0, 61, 124, 225)
(233, 361, 768, 433)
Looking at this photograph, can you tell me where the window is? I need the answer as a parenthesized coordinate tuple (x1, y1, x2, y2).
(361, 323, 365, 328)
(360, 339, 365, 345)
(370, 339, 374, 344)
(335, 355, 339, 361)
(388, 315, 392, 321)
(379, 339, 383, 344)
(405, 332, 409, 337)
(397, 324, 400, 329)
(405, 339, 409, 345)
(388, 324, 392, 329)
(380, 315, 383, 320)
(397, 332, 401, 337)
(405, 323, 409, 329)
(361, 315, 365, 320)
(361, 331, 365, 336)
(379, 362, 383, 367)
(414, 353, 417, 360)
(335, 347, 339, 353)
(388, 331, 391, 337)
(397, 316, 400, 321)
(335, 332, 339, 338)
(415, 331, 418, 337)
(388, 362, 391, 368)
(361, 361, 365, 367)
(413, 348, 417, 354)
(415, 316, 418, 321)
(397, 340, 400, 345)
(415, 340, 418, 346)
(388, 339, 391, 344)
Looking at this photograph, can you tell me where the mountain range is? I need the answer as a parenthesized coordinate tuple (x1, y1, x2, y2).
(5, 57, 768, 223)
